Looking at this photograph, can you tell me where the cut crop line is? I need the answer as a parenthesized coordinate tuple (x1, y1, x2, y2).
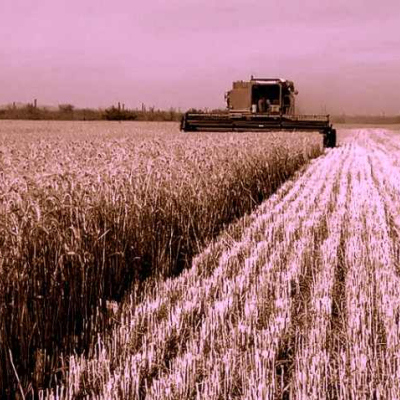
(291, 143, 353, 399)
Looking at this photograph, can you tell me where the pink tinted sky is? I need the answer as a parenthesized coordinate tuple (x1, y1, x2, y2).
(0, 0, 399, 114)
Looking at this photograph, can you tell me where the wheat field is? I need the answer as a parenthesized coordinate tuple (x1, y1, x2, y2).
(38, 127, 400, 399)
(0, 121, 322, 398)
(1, 122, 400, 398)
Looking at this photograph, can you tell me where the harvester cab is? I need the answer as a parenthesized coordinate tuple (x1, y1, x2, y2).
(181, 76, 337, 148)
(226, 77, 297, 116)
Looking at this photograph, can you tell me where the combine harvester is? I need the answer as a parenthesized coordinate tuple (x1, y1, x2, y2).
(181, 76, 336, 148)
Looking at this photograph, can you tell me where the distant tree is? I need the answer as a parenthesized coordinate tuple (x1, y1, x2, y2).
(103, 106, 137, 121)
(168, 107, 176, 121)
(24, 103, 41, 120)
(58, 104, 74, 113)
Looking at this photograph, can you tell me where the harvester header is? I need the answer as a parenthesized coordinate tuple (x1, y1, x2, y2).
(181, 76, 336, 148)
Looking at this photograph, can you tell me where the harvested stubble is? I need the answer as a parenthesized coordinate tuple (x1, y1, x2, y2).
(0, 121, 322, 397)
(41, 128, 400, 400)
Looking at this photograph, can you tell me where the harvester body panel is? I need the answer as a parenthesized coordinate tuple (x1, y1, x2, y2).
(228, 81, 252, 112)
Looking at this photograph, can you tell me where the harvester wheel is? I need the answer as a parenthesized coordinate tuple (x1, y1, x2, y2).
(329, 129, 337, 148)
(180, 115, 187, 131)
(323, 128, 337, 148)
(323, 133, 329, 148)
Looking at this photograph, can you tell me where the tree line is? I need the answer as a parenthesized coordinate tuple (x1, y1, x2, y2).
(0, 103, 183, 121)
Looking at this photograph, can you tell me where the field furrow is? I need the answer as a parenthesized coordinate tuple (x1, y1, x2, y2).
(338, 145, 382, 398)
(362, 133, 400, 396)
(291, 143, 353, 399)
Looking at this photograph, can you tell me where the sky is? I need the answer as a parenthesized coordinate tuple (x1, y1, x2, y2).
(0, 0, 399, 114)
